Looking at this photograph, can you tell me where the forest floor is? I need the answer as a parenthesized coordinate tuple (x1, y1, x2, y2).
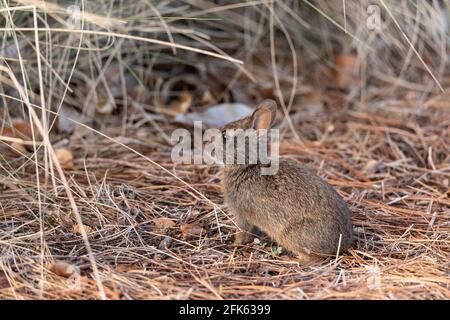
(1, 78, 449, 299)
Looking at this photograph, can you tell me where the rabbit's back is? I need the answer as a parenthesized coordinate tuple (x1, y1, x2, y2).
(222, 158, 353, 255)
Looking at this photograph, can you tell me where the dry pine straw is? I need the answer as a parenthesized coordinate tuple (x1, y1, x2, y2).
(0, 92, 449, 300)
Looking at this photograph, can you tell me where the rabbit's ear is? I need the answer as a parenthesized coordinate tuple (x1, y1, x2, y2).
(251, 99, 277, 130)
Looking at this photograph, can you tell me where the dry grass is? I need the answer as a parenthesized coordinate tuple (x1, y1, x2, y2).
(0, 0, 449, 299)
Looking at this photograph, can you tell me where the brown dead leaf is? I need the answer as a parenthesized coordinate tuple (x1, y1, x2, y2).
(362, 159, 379, 176)
(104, 286, 121, 300)
(0, 271, 11, 289)
(73, 224, 93, 234)
(158, 236, 173, 250)
(257, 83, 275, 100)
(180, 222, 205, 239)
(96, 96, 115, 115)
(168, 89, 192, 116)
(154, 275, 176, 285)
(115, 264, 145, 273)
(10, 141, 27, 154)
(1, 127, 17, 138)
(72, 123, 93, 139)
(333, 54, 361, 91)
(0, 121, 37, 140)
(48, 260, 77, 278)
(153, 217, 176, 232)
(0, 121, 39, 154)
(174, 102, 253, 128)
(55, 148, 74, 170)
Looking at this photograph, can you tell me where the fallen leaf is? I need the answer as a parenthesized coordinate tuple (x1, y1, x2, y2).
(96, 96, 115, 115)
(116, 265, 135, 273)
(1, 127, 17, 138)
(72, 123, 93, 139)
(55, 148, 74, 170)
(257, 83, 275, 99)
(201, 90, 215, 105)
(0, 121, 36, 140)
(10, 141, 27, 154)
(325, 122, 335, 133)
(158, 236, 172, 250)
(154, 275, 176, 284)
(333, 54, 361, 91)
(104, 286, 121, 300)
(48, 261, 77, 278)
(174, 103, 253, 128)
(362, 159, 379, 175)
(180, 222, 205, 239)
(0, 121, 39, 154)
(153, 217, 176, 232)
(0, 271, 11, 289)
(73, 224, 93, 234)
(168, 89, 192, 115)
(58, 105, 90, 133)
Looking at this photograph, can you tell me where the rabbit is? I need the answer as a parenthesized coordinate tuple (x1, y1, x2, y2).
(219, 99, 353, 263)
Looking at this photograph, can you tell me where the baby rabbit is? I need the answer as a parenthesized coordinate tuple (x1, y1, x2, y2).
(220, 99, 353, 263)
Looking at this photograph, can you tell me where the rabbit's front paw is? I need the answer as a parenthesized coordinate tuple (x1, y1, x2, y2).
(233, 231, 253, 246)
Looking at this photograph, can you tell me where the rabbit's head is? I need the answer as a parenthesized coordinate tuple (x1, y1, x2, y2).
(211, 100, 278, 167)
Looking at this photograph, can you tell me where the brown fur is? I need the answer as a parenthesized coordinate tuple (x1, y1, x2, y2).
(220, 100, 353, 263)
